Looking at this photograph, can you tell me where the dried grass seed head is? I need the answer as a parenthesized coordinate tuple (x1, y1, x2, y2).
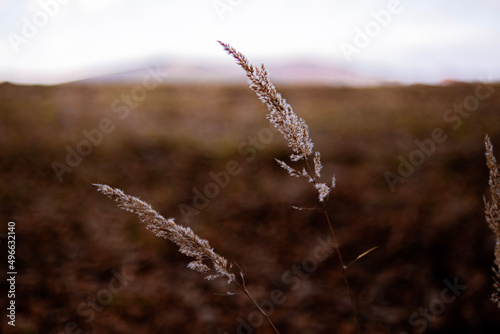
(219, 41, 314, 161)
(94, 183, 235, 283)
(484, 135, 500, 308)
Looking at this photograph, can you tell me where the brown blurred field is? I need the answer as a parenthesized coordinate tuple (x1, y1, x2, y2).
(1, 82, 500, 333)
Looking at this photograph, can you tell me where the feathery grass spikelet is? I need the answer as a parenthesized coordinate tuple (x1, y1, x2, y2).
(218, 41, 314, 162)
(275, 158, 301, 178)
(315, 182, 330, 203)
(218, 41, 334, 203)
(93, 183, 235, 283)
(484, 135, 500, 308)
(314, 152, 323, 178)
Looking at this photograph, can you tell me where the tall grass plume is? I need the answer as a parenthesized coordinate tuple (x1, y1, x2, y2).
(94, 183, 280, 333)
(94, 184, 235, 282)
(219, 40, 380, 333)
(484, 135, 500, 308)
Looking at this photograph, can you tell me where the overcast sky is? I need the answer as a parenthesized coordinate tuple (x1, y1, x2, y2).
(1, 0, 499, 85)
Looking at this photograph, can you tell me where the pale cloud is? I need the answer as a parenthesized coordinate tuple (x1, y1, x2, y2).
(0, 0, 498, 84)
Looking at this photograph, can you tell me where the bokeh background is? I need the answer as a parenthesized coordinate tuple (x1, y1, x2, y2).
(2, 1, 500, 333)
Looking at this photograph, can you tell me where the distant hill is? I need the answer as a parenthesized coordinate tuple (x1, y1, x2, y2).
(82, 60, 384, 86)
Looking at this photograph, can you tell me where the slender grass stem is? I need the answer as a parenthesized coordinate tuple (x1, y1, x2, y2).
(322, 209, 361, 334)
(234, 277, 280, 334)
(304, 159, 361, 334)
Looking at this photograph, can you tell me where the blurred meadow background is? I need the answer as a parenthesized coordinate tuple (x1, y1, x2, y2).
(2, 1, 500, 333)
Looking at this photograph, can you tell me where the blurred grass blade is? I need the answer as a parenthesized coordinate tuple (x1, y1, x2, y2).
(345, 246, 379, 269)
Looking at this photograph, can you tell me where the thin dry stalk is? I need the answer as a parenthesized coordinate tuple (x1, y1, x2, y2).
(94, 183, 280, 333)
(219, 41, 367, 333)
(484, 135, 500, 308)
